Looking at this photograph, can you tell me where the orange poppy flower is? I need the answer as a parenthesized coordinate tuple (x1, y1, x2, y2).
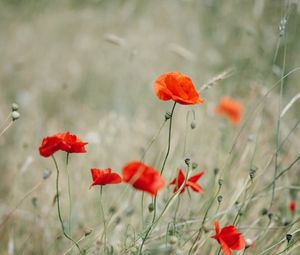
(169, 169, 205, 194)
(122, 161, 165, 195)
(212, 221, 246, 255)
(215, 97, 242, 124)
(153, 72, 204, 105)
(89, 168, 122, 188)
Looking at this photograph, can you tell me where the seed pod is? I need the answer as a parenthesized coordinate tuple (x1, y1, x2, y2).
(12, 111, 20, 121)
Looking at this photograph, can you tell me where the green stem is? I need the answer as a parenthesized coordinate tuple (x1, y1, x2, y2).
(66, 152, 72, 236)
(99, 186, 107, 250)
(138, 102, 176, 254)
(51, 155, 83, 255)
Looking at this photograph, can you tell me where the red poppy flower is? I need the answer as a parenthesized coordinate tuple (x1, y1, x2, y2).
(56, 132, 88, 153)
(153, 72, 204, 105)
(289, 200, 296, 213)
(89, 168, 122, 188)
(122, 161, 165, 195)
(215, 97, 242, 124)
(169, 169, 205, 194)
(211, 221, 246, 255)
(39, 132, 88, 157)
(39, 136, 64, 157)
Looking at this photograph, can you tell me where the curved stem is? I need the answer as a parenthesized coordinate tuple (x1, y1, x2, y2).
(99, 186, 107, 250)
(52, 155, 83, 255)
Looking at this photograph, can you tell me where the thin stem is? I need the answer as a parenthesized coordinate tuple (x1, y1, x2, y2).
(138, 102, 176, 254)
(0, 121, 13, 138)
(188, 185, 221, 255)
(99, 186, 107, 250)
(51, 155, 83, 255)
(66, 153, 72, 236)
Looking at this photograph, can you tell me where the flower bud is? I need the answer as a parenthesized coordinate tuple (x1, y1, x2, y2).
(12, 103, 19, 111)
(148, 203, 155, 213)
(245, 238, 253, 249)
(165, 112, 172, 120)
(214, 168, 219, 175)
(185, 158, 191, 166)
(169, 235, 178, 245)
(190, 121, 196, 129)
(286, 234, 292, 243)
(43, 169, 52, 180)
(218, 179, 223, 187)
(11, 111, 20, 121)
(191, 162, 198, 170)
(217, 195, 223, 203)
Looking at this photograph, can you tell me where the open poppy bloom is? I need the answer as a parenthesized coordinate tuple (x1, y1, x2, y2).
(215, 97, 242, 124)
(39, 132, 88, 157)
(211, 221, 246, 255)
(122, 161, 165, 195)
(169, 169, 205, 194)
(56, 132, 88, 154)
(90, 168, 122, 188)
(153, 72, 204, 105)
(289, 200, 296, 213)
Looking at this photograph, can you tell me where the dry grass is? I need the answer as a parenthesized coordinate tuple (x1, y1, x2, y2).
(0, 0, 300, 254)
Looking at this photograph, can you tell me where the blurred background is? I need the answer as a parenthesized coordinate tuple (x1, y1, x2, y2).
(0, 0, 300, 254)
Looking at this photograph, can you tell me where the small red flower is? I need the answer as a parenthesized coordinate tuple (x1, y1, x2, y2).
(212, 221, 246, 255)
(90, 168, 122, 188)
(169, 169, 205, 194)
(289, 200, 296, 213)
(154, 72, 204, 105)
(215, 97, 242, 124)
(122, 161, 165, 195)
(39, 132, 88, 157)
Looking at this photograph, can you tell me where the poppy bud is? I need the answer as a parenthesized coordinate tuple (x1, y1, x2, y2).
(283, 218, 291, 226)
(11, 111, 20, 121)
(214, 168, 219, 175)
(286, 234, 292, 243)
(192, 162, 198, 169)
(84, 229, 92, 236)
(261, 208, 268, 216)
(165, 112, 172, 120)
(148, 203, 155, 213)
(218, 179, 223, 187)
(217, 195, 223, 203)
(12, 103, 19, 111)
(249, 166, 257, 180)
(185, 158, 191, 166)
(245, 238, 253, 249)
(190, 121, 196, 129)
(169, 235, 178, 245)
(268, 212, 273, 220)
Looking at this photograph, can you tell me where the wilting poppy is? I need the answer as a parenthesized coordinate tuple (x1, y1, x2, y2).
(289, 200, 296, 213)
(153, 72, 204, 105)
(212, 221, 246, 255)
(215, 97, 242, 124)
(39, 132, 88, 157)
(90, 168, 122, 188)
(122, 161, 165, 195)
(169, 169, 205, 194)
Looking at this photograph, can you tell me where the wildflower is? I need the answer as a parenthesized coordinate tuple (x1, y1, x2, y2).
(56, 132, 88, 153)
(169, 169, 205, 194)
(215, 97, 242, 124)
(89, 168, 122, 188)
(153, 72, 204, 105)
(289, 200, 296, 213)
(39, 132, 88, 157)
(39, 135, 64, 157)
(122, 161, 165, 195)
(211, 221, 246, 255)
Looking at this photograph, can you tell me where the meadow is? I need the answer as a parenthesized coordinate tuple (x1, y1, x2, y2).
(0, 0, 300, 254)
